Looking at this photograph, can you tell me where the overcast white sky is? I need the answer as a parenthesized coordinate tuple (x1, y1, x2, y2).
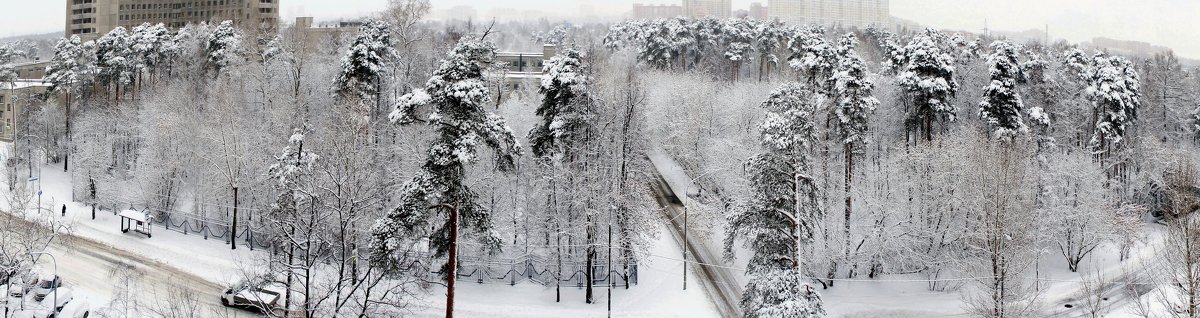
(3, 0, 1198, 59)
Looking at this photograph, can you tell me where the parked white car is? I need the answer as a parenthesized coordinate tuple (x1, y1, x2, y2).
(7, 272, 38, 298)
(32, 274, 62, 301)
(57, 297, 91, 318)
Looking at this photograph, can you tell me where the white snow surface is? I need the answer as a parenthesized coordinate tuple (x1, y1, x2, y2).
(29, 162, 261, 286)
(18, 159, 721, 317)
(408, 221, 719, 317)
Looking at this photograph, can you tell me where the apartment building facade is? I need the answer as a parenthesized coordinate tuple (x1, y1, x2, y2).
(749, 3, 768, 20)
(65, 0, 280, 41)
(768, 0, 889, 29)
(683, 0, 732, 18)
(0, 80, 52, 142)
(632, 4, 683, 20)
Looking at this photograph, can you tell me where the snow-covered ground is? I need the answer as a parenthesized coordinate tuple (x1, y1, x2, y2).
(411, 221, 719, 317)
(650, 148, 1177, 317)
(10, 159, 721, 318)
(6, 145, 1177, 318)
(32, 162, 259, 286)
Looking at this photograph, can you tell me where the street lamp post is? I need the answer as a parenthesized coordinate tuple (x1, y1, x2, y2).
(27, 177, 41, 214)
(28, 252, 57, 313)
(682, 168, 727, 291)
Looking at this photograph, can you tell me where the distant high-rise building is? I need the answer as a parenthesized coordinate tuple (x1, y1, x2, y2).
(65, 0, 280, 41)
(632, 4, 683, 19)
(445, 5, 478, 22)
(749, 2, 768, 20)
(768, 0, 890, 29)
(683, 0, 732, 18)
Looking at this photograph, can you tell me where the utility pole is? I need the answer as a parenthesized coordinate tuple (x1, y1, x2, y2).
(90, 178, 96, 219)
(682, 168, 727, 290)
(681, 193, 691, 289)
(29, 252, 57, 313)
(1045, 24, 1050, 46)
(607, 209, 613, 318)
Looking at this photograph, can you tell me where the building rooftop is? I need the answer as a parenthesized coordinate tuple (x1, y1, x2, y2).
(1, 79, 51, 90)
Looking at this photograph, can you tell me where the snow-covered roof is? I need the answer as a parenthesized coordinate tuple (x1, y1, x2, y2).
(502, 72, 545, 79)
(238, 289, 279, 303)
(496, 51, 545, 57)
(8, 60, 48, 68)
(0, 80, 50, 90)
(118, 210, 150, 222)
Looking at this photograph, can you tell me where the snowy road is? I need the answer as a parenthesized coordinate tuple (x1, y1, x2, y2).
(650, 171, 743, 318)
(3, 212, 256, 318)
(43, 234, 255, 317)
(1043, 226, 1167, 317)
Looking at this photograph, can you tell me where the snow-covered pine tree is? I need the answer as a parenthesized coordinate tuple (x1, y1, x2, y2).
(94, 26, 137, 105)
(951, 34, 982, 64)
(130, 23, 173, 79)
(266, 128, 317, 307)
(830, 33, 878, 278)
(371, 39, 522, 275)
(687, 17, 721, 70)
(788, 26, 835, 89)
(205, 20, 241, 74)
(725, 82, 826, 318)
(45, 34, 96, 172)
(618, 19, 673, 69)
(0, 43, 28, 82)
(865, 28, 905, 74)
(532, 25, 570, 46)
(743, 269, 826, 318)
(897, 28, 959, 142)
(529, 47, 591, 160)
(46, 35, 95, 98)
(601, 20, 639, 51)
(832, 34, 878, 146)
(721, 18, 755, 81)
(754, 19, 788, 81)
(978, 40, 1029, 138)
(527, 47, 596, 303)
(1080, 53, 1142, 151)
(332, 19, 398, 102)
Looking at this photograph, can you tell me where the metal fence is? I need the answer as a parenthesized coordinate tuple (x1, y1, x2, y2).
(99, 204, 274, 250)
(454, 253, 638, 288)
(102, 205, 638, 287)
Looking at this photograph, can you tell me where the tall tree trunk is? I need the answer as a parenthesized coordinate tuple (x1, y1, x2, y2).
(64, 92, 70, 172)
(446, 205, 459, 318)
(843, 143, 854, 277)
(924, 113, 933, 142)
(231, 186, 238, 250)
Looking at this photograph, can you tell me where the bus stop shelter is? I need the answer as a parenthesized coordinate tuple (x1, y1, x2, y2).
(119, 209, 153, 238)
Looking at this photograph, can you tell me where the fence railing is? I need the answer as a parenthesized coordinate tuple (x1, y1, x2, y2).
(446, 253, 638, 288)
(101, 205, 639, 287)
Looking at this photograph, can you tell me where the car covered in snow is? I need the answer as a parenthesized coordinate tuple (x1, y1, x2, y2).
(56, 295, 91, 318)
(220, 283, 282, 312)
(32, 274, 62, 301)
(8, 271, 38, 298)
(5, 287, 74, 318)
